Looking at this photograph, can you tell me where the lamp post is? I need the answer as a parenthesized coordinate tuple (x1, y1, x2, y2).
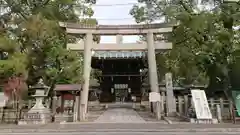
(19, 78, 51, 125)
(30, 79, 49, 111)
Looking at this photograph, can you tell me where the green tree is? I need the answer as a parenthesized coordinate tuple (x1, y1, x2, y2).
(130, 0, 240, 93)
(0, 0, 98, 99)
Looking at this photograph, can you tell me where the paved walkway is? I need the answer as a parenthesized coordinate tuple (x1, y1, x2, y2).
(94, 108, 146, 123)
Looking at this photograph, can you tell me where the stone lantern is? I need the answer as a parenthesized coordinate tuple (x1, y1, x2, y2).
(18, 78, 51, 125)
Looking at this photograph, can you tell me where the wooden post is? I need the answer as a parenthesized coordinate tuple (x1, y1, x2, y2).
(73, 96, 79, 122)
(57, 96, 61, 107)
(61, 95, 64, 114)
(52, 96, 57, 114)
(178, 96, 183, 114)
(229, 100, 234, 122)
(216, 104, 222, 123)
(219, 98, 224, 118)
(161, 91, 166, 115)
(184, 95, 188, 115)
(209, 98, 214, 113)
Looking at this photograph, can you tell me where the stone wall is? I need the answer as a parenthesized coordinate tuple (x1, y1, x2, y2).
(0, 108, 28, 124)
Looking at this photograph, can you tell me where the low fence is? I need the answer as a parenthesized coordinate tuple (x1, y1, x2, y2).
(0, 100, 51, 124)
(140, 93, 233, 120)
(0, 108, 29, 124)
(0, 95, 234, 124)
(0, 98, 78, 124)
(161, 94, 232, 120)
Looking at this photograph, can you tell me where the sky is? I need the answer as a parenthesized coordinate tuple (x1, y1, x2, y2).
(92, 0, 139, 43)
(90, 1, 240, 44)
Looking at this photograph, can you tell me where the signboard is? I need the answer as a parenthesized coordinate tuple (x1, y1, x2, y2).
(149, 92, 160, 102)
(232, 90, 240, 116)
(0, 92, 8, 107)
(191, 89, 212, 119)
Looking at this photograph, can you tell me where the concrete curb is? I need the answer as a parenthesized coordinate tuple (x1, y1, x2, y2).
(0, 128, 240, 133)
(60, 121, 169, 124)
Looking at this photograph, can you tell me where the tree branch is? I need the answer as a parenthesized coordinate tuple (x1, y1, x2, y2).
(4, 0, 28, 20)
(179, 0, 194, 13)
(43, 0, 51, 6)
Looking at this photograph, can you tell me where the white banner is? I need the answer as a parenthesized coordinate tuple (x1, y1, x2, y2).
(191, 89, 212, 119)
(149, 92, 160, 102)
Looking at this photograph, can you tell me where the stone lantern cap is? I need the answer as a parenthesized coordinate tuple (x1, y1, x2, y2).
(30, 79, 49, 97)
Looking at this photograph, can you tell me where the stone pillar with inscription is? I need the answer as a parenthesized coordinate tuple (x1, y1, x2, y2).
(18, 79, 51, 125)
(165, 73, 176, 116)
(147, 32, 161, 119)
(80, 33, 93, 121)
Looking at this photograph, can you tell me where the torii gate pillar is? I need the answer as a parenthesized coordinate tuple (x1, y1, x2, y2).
(147, 32, 159, 93)
(80, 32, 92, 121)
(147, 32, 161, 119)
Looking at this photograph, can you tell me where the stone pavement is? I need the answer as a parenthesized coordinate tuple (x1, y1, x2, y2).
(1, 132, 240, 135)
(0, 123, 240, 133)
(94, 108, 146, 123)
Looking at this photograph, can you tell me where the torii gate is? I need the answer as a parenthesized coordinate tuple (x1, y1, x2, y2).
(59, 22, 173, 121)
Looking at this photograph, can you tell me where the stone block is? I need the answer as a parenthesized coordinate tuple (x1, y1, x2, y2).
(18, 108, 51, 125)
